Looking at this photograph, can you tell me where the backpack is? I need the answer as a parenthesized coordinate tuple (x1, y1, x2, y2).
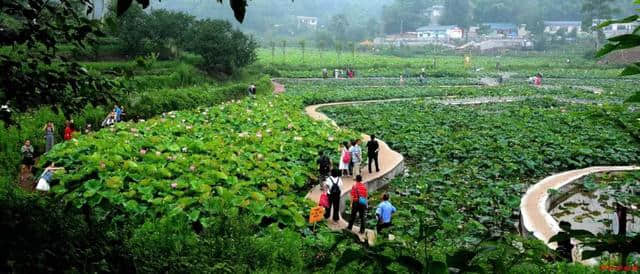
(342, 149, 351, 164)
(329, 177, 341, 195)
(319, 156, 330, 172)
(354, 184, 367, 206)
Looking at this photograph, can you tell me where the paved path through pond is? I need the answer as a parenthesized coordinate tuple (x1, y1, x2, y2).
(275, 81, 633, 249)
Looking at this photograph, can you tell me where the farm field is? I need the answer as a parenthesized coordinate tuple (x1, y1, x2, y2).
(258, 48, 636, 79)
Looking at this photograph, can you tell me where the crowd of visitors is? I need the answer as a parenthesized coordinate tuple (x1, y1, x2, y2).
(324, 68, 356, 79)
(316, 135, 396, 235)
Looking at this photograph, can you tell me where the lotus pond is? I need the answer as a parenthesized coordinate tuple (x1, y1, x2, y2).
(323, 98, 640, 254)
(40, 96, 359, 229)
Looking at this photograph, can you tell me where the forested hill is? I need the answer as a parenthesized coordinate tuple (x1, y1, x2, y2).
(150, 0, 393, 32)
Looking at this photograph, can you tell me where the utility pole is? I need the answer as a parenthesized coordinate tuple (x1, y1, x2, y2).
(401, 20, 404, 34)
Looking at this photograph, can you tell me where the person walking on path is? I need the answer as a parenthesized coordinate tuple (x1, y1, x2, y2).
(43, 121, 55, 153)
(347, 175, 368, 234)
(350, 139, 362, 179)
(35, 163, 64, 192)
(319, 184, 330, 218)
(367, 135, 380, 173)
(347, 140, 354, 176)
(247, 84, 257, 98)
(322, 68, 328, 79)
(114, 105, 123, 122)
(324, 169, 343, 222)
(376, 193, 396, 233)
(317, 151, 332, 184)
(21, 140, 34, 172)
(102, 112, 116, 127)
(63, 120, 73, 141)
(533, 73, 542, 86)
(339, 142, 350, 177)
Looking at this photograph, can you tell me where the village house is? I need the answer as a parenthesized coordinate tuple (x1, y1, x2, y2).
(593, 19, 640, 38)
(296, 16, 318, 30)
(416, 25, 463, 41)
(480, 23, 519, 38)
(544, 21, 582, 34)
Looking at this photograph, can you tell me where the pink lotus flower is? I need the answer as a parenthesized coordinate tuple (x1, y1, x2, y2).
(287, 123, 294, 129)
(171, 182, 178, 189)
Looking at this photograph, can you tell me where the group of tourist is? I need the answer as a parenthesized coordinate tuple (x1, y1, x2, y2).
(319, 172, 396, 234)
(317, 135, 393, 234)
(322, 68, 356, 79)
(318, 136, 380, 182)
(102, 104, 125, 127)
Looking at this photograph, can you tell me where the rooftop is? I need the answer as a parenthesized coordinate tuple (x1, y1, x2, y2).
(416, 25, 458, 32)
(482, 23, 517, 29)
(544, 21, 581, 26)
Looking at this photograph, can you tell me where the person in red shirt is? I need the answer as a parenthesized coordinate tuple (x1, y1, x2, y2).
(347, 175, 368, 234)
(63, 120, 73, 141)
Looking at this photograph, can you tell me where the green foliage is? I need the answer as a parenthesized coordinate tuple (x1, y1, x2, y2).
(1, 0, 118, 112)
(41, 95, 357, 231)
(323, 98, 640, 260)
(187, 19, 258, 75)
(109, 6, 196, 59)
(441, 0, 472, 29)
(115, 0, 248, 23)
(0, 183, 132, 272)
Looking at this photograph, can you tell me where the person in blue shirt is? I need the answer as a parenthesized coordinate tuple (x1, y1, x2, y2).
(114, 105, 123, 122)
(376, 193, 396, 233)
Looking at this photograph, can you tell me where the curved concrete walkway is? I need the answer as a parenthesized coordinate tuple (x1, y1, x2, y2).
(275, 80, 634, 248)
(303, 96, 530, 243)
(305, 101, 405, 244)
(520, 166, 640, 250)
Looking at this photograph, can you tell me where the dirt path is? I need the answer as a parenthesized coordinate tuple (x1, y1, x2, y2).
(272, 81, 285, 94)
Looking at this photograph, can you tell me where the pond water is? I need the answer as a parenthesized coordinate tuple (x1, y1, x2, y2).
(551, 188, 640, 235)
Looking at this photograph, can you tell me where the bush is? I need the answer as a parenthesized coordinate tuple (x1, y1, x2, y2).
(0, 183, 132, 272)
(127, 214, 307, 273)
(187, 19, 258, 75)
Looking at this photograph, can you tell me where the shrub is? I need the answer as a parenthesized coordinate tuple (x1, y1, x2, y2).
(187, 20, 258, 75)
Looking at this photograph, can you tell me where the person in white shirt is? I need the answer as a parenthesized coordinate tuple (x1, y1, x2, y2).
(323, 169, 343, 222)
(349, 139, 362, 179)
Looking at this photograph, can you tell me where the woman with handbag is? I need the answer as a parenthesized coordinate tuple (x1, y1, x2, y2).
(347, 175, 368, 234)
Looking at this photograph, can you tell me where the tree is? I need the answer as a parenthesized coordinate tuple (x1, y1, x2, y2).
(441, 0, 472, 38)
(186, 20, 257, 75)
(299, 40, 306, 63)
(115, 0, 249, 22)
(382, 0, 432, 34)
(0, 0, 116, 113)
(328, 14, 350, 42)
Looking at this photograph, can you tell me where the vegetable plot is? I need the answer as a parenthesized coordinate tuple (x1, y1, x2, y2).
(41, 96, 358, 228)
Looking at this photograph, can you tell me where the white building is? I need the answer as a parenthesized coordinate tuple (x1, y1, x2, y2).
(594, 19, 640, 38)
(296, 16, 318, 30)
(416, 25, 463, 41)
(544, 21, 582, 34)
